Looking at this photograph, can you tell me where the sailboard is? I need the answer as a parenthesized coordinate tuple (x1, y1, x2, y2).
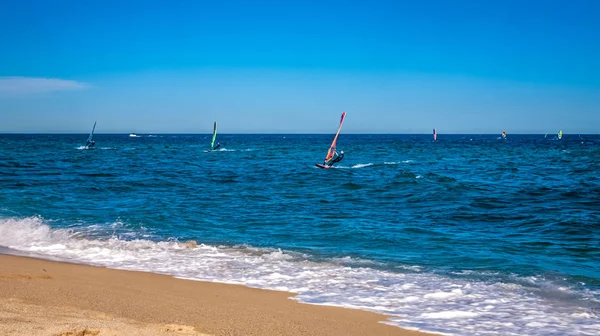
(558, 130, 563, 140)
(211, 122, 218, 149)
(316, 112, 346, 169)
(205, 122, 219, 152)
(85, 121, 96, 148)
(433, 128, 437, 141)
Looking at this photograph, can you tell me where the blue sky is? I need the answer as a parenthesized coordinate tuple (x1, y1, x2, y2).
(1, 0, 599, 133)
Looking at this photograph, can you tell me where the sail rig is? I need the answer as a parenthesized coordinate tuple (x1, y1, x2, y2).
(211, 122, 218, 149)
(324, 112, 347, 163)
(558, 130, 563, 140)
(501, 130, 507, 139)
(86, 121, 96, 146)
(433, 128, 437, 141)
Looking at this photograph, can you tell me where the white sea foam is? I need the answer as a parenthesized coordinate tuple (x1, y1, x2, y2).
(0, 216, 598, 336)
(420, 311, 478, 319)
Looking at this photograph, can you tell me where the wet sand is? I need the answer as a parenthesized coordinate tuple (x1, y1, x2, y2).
(0, 254, 437, 336)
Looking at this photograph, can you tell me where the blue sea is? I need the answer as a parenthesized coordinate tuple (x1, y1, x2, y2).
(1, 133, 599, 336)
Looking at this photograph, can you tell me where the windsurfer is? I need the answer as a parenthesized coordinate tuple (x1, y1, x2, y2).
(85, 140, 95, 148)
(326, 151, 344, 167)
(213, 142, 220, 150)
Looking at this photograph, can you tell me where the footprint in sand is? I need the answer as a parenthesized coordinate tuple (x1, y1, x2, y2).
(56, 329, 100, 336)
(162, 324, 211, 335)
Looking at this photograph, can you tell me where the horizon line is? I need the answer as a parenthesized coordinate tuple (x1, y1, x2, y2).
(0, 132, 592, 135)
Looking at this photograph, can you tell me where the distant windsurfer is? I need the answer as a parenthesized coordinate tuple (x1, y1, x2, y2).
(316, 111, 346, 169)
(326, 150, 344, 167)
(85, 121, 97, 148)
(212, 142, 220, 150)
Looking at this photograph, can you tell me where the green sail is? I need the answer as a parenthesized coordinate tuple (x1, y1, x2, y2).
(211, 122, 218, 149)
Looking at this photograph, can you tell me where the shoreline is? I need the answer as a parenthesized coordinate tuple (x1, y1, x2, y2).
(0, 253, 438, 336)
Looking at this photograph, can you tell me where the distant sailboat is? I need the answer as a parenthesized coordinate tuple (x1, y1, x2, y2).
(433, 128, 437, 141)
(85, 122, 96, 148)
(558, 130, 563, 140)
(501, 130, 507, 139)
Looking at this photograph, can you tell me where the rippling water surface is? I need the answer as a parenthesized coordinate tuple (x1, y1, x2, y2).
(1, 133, 599, 336)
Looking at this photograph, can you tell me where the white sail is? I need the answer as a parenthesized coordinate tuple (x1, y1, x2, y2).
(87, 121, 96, 143)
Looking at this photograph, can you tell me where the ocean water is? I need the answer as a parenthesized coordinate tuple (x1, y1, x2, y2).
(0, 133, 599, 336)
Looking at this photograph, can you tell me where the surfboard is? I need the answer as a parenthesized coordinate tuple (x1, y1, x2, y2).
(316, 112, 346, 167)
(315, 163, 331, 169)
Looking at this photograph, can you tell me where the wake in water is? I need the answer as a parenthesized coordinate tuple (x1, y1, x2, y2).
(352, 163, 374, 169)
(77, 146, 115, 150)
(204, 148, 232, 152)
(384, 160, 414, 165)
(327, 161, 414, 169)
(0, 216, 598, 336)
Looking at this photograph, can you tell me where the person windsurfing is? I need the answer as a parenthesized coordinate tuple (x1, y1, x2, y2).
(85, 121, 97, 149)
(85, 139, 96, 148)
(326, 150, 344, 167)
(316, 112, 347, 169)
(207, 121, 219, 151)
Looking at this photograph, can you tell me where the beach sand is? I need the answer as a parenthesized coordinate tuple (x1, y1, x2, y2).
(0, 254, 437, 336)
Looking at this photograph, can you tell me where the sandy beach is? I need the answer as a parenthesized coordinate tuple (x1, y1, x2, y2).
(0, 254, 437, 336)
